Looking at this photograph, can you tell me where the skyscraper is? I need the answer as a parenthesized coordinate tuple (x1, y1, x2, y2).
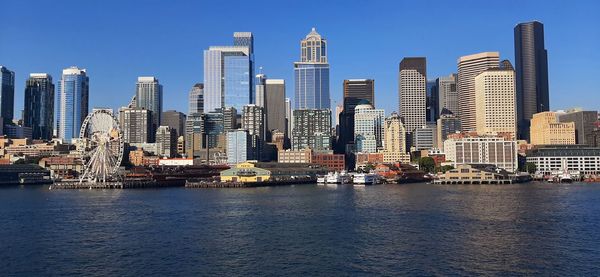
(57, 66, 89, 142)
(119, 108, 152, 144)
(264, 79, 286, 137)
(437, 74, 459, 116)
(204, 32, 254, 113)
(436, 109, 461, 150)
(255, 74, 267, 108)
(515, 21, 550, 141)
(457, 52, 500, 132)
(413, 123, 437, 151)
(156, 125, 177, 158)
(242, 104, 265, 160)
(337, 79, 375, 154)
(383, 112, 410, 163)
(135, 76, 163, 138)
(353, 104, 384, 153)
(559, 109, 599, 145)
(475, 67, 517, 139)
(0, 66, 15, 125)
(294, 28, 330, 110)
(426, 80, 439, 122)
(188, 83, 204, 115)
(226, 130, 251, 165)
(292, 109, 332, 151)
(398, 57, 427, 134)
(24, 73, 54, 140)
(161, 110, 186, 138)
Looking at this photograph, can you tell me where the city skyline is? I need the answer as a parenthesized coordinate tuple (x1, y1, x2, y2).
(1, 1, 599, 119)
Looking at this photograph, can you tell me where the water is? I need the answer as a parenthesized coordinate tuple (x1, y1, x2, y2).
(1, 183, 600, 276)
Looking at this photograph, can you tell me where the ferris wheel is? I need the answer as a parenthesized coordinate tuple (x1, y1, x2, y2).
(78, 109, 124, 183)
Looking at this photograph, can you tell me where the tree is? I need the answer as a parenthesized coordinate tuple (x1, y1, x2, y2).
(418, 157, 436, 173)
(525, 162, 537, 174)
(438, 165, 454, 173)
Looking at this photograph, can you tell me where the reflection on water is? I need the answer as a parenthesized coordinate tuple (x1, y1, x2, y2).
(1, 183, 600, 275)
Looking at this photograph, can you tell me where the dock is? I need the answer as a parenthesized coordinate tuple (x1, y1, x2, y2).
(50, 179, 182, 189)
(185, 178, 315, 188)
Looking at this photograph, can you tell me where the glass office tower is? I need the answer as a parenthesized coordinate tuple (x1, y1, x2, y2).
(57, 66, 89, 142)
(24, 73, 55, 140)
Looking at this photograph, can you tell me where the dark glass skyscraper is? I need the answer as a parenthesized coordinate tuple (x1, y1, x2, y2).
(24, 73, 55, 140)
(336, 79, 375, 155)
(515, 21, 549, 141)
(0, 66, 15, 125)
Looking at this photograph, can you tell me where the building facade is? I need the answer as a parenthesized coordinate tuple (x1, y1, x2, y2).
(242, 104, 265, 160)
(475, 68, 517, 139)
(515, 21, 550, 141)
(436, 109, 461, 150)
(457, 52, 500, 132)
(437, 74, 459, 116)
(527, 146, 600, 175)
(383, 112, 410, 163)
(291, 109, 332, 151)
(558, 110, 598, 145)
(444, 136, 518, 172)
(398, 57, 427, 134)
(204, 33, 254, 113)
(23, 73, 54, 140)
(353, 104, 384, 153)
(57, 66, 89, 142)
(188, 83, 204, 115)
(0, 66, 15, 125)
(226, 130, 251, 165)
(294, 28, 330, 110)
(338, 79, 375, 154)
(119, 108, 152, 144)
(156, 125, 177, 158)
(530, 111, 575, 145)
(135, 76, 163, 138)
(413, 123, 437, 151)
(161, 110, 186, 138)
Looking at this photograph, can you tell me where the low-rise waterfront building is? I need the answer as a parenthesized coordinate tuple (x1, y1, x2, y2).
(435, 164, 509, 184)
(278, 149, 312, 164)
(526, 145, 600, 175)
(444, 136, 518, 172)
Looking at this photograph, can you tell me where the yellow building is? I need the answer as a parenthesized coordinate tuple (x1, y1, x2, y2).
(530, 112, 576, 145)
(475, 68, 516, 139)
(435, 164, 508, 184)
(220, 162, 271, 183)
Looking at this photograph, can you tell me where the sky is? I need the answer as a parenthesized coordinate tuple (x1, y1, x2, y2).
(1, 0, 599, 118)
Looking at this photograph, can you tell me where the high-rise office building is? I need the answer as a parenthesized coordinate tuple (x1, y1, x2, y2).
(436, 109, 461, 150)
(338, 79, 375, 154)
(255, 74, 267, 108)
(515, 21, 549, 141)
(382, 112, 410, 163)
(242, 104, 265, 160)
(264, 79, 286, 137)
(437, 74, 458, 116)
(204, 32, 254, 113)
(57, 66, 89, 142)
(426, 80, 439, 122)
(188, 83, 204, 115)
(398, 57, 427, 134)
(530, 111, 575, 145)
(558, 109, 599, 145)
(457, 52, 500, 132)
(0, 66, 15, 125)
(119, 108, 152, 144)
(475, 67, 517, 139)
(185, 113, 204, 158)
(285, 98, 292, 146)
(161, 110, 186, 138)
(23, 73, 54, 140)
(294, 28, 330, 110)
(156, 125, 177, 158)
(413, 123, 437, 151)
(222, 106, 238, 131)
(226, 130, 251, 165)
(353, 104, 384, 153)
(135, 76, 163, 138)
(292, 109, 332, 151)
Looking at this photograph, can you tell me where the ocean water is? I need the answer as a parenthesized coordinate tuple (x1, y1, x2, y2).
(1, 182, 600, 276)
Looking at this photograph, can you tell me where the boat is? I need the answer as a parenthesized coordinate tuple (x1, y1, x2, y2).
(317, 175, 326, 185)
(353, 173, 377, 185)
(325, 171, 351, 184)
(558, 171, 573, 183)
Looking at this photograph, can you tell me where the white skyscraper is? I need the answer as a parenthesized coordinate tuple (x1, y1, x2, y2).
(57, 66, 89, 142)
(398, 57, 427, 134)
(353, 104, 384, 153)
(457, 52, 500, 131)
(135, 76, 163, 137)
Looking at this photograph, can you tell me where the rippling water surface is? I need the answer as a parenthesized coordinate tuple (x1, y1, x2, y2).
(1, 182, 600, 276)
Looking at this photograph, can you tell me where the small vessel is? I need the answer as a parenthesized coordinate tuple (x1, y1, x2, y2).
(317, 175, 326, 185)
(353, 173, 377, 185)
(559, 171, 573, 183)
(325, 171, 351, 184)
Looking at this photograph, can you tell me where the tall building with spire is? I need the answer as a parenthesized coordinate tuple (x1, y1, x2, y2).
(294, 28, 330, 110)
(57, 66, 89, 142)
(457, 52, 500, 132)
(24, 73, 54, 140)
(515, 21, 549, 141)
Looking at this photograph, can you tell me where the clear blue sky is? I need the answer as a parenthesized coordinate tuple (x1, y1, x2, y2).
(1, 0, 599, 117)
